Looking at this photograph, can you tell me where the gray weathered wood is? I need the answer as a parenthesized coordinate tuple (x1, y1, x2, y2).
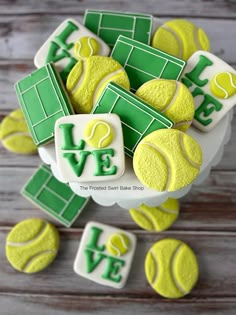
(0, 16, 235, 64)
(1, 0, 236, 18)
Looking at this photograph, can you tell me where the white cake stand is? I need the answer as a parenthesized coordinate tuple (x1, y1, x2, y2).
(38, 111, 233, 209)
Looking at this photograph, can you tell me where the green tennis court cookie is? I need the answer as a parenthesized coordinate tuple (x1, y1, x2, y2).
(145, 238, 199, 298)
(0, 109, 37, 154)
(6, 218, 60, 274)
(135, 79, 195, 131)
(133, 129, 203, 192)
(129, 198, 179, 232)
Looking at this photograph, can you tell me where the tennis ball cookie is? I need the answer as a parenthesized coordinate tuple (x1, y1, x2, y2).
(129, 198, 179, 232)
(133, 129, 202, 192)
(66, 56, 130, 113)
(0, 109, 37, 154)
(210, 72, 236, 99)
(106, 233, 130, 257)
(145, 238, 199, 298)
(152, 19, 210, 61)
(74, 36, 100, 59)
(84, 119, 114, 148)
(135, 79, 195, 131)
(6, 218, 60, 273)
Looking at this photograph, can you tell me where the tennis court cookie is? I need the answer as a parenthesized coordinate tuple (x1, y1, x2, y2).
(22, 165, 89, 227)
(6, 218, 60, 273)
(66, 55, 130, 113)
(92, 82, 174, 157)
(133, 129, 202, 192)
(55, 114, 125, 182)
(129, 198, 179, 232)
(73, 221, 136, 288)
(181, 51, 236, 131)
(111, 35, 186, 91)
(15, 63, 74, 146)
(152, 19, 210, 61)
(135, 79, 195, 131)
(145, 238, 199, 298)
(34, 19, 110, 82)
(84, 10, 152, 48)
(0, 109, 37, 154)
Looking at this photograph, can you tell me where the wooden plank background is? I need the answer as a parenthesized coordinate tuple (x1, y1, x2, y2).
(0, 0, 236, 314)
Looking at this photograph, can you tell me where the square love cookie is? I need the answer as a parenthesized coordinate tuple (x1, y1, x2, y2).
(34, 19, 110, 82)
(74, 221, 137, 288)
(181, 51, 236, 131)
(15, 63, 74, 146)
(55, 114, 125, 182)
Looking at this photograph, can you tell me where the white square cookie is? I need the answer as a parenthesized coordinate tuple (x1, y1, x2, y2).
(55, 113, 125, 182)
(181, 51, 236, 132)
(73, 221, 137, 288)
(34, 19, 110, 82)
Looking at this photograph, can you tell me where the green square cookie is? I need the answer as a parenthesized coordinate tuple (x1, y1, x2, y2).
(111, 35, 186, 91)
(15, 63, 74, 146)
(84, 10, 152, 48)
(92, 82, 174, 157)
(22, 165, 89, 227)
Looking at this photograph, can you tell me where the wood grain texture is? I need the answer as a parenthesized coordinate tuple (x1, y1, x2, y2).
(1, 0, 236, 314)
(1, 0, 236, 18)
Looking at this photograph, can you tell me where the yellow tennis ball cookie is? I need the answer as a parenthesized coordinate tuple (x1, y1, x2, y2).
(5, 218, 60, 274)
(152, 19, 210, 61)
(84, 119, 114, 148)
(74, 36, 100, 59)
(106, 233, 130, 257)
(145, 238, 199, 298)
(135, 79, 195, 131)
(210, 72, 236, 99)
(133, 129, 202, 192)
(129, 198, 179, 232)
(0, 109, 37, 154)
(66, 56, 130, 113)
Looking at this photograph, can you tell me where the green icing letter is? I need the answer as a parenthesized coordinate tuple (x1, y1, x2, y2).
(46, 41, 70, 63)
(86, 226, 106, 252)
(92, 149, 117, 176)
(55, 20, 79, 50)
(102, 256, 125, 283)
(63, 151, 91, 177)
(84, 248, 106, 273)
(185, 55, 213, 87)
(194, 94, 223, 126)
(59, 123, 85, 150)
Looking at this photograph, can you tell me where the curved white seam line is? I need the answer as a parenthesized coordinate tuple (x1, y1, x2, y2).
(109, 239, 121, 256)
(88, 37, 95, 57)
(174, 120, 192, 128)
(135, 207, 155, 230)
(179, 133, 201, 169)
(71, 60, 86, 95)
(23, 249, 57, 272)
(161, 81, 180, 114)
(214, 72, 236, 99)
(7, 222, 48, 247)
(74, 41, 82, 59)
(141, 142, 171, 191)
(158, 205, 178, 215)
(162, 25, 183, 59)
(170, 244, 187, 295)
(92, 68, 124, 105)
(193, 26, 202, 51)
(85, 121, 111, 148)
(150, 249, 158, 285)
(117, 234, 128, 250)
(2, 131, 32, 142)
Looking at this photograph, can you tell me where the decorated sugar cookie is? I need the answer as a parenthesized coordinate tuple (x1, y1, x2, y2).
(111, 35, 186, 91)
(15, 63, 74, 146)
(66, 55, 130, 114)
(181, 51, 236, 131)
(84, 10, 152, 48)
(73, 221, 136, 288)
(92, 82, 174, 157)
(55, 114, 125, 182)
(22, 165, 89, 227)
(34, 19, 110, 82)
